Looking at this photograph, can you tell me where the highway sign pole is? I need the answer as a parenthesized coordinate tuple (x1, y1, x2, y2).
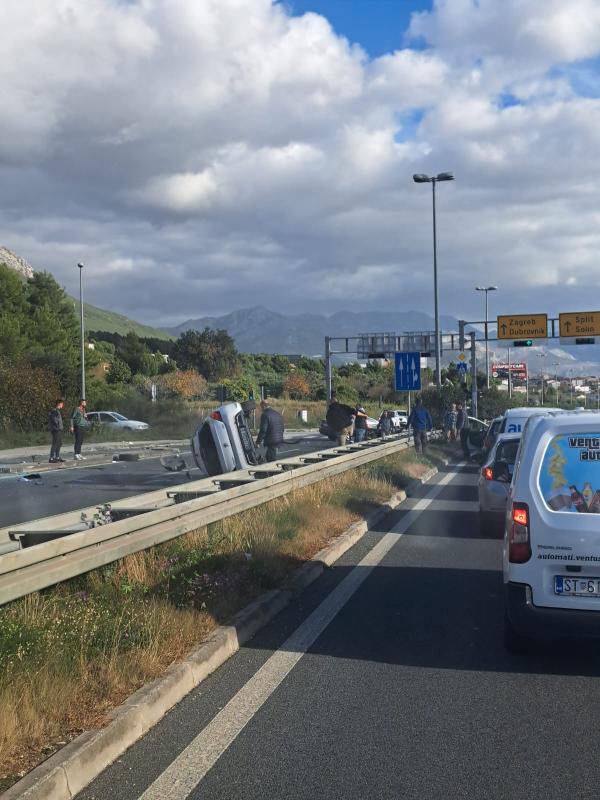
(508, 346, 512, 399)
(78, 262, 86, 401)
(470, 332, 477, 418)
(325, 336, 332, 401)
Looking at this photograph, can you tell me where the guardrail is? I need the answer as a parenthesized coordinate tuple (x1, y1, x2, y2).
(0, 433, 421, 606)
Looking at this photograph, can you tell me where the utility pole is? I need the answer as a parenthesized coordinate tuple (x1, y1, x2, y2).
(507, 345, 512, 399)
(78, 262, 86, 400)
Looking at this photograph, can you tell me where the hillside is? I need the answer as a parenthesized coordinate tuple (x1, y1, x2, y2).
(0, 245, 171, 340)
(82, 301, 173, 339)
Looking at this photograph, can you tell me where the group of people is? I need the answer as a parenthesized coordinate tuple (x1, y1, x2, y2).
(48, 398, 91, 463)
(443, 402, 471, 458)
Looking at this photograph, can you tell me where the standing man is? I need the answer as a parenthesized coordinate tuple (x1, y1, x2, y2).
(408, 397, 433, 455)
(256, 398, 285, 462)
(49, 398, 65, 463)
(456, 403, 470, 459)
(378, 410, 392, 438)
(70, 399, 90, 461)
(353, 406, 369, 442)
(325, 395, 355, 447)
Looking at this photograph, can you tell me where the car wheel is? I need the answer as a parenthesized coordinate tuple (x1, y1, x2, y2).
(503, 610, 531, 654)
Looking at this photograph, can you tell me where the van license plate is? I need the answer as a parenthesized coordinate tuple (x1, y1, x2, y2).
(555, 576, 600, 596)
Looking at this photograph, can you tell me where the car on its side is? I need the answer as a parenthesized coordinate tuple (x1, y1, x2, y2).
(478, 433, 521, 533)
(191, 401, 260, 476)
(503, 410, 600, 651)
(86, 411, 149, 431)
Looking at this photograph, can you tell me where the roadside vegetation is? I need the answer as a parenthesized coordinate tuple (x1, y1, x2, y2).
(0, 443, 451, 790)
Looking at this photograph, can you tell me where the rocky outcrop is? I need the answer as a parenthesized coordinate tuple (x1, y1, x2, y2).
(0, 246, 35, 280)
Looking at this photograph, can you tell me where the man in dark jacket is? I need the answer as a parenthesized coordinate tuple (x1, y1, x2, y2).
(408, 398, 433, 454)
(49, 398, 65, 463)
(456, 403, 470, 459)
(326, 396, 355, 446)
(256, 399, 285, 462)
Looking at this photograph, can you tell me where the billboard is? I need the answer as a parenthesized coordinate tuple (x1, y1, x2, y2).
(491, 362, 528, 383)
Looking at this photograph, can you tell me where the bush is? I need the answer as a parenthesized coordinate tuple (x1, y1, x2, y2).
(158, 370, 208, 400)
(220, 377, 259, 402)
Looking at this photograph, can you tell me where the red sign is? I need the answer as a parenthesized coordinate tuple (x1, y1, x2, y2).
(491, 362, 528, 381)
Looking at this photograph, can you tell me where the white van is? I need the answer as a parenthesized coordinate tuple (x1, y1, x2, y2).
(503, 411, 600, 651)
(499, 406, 561, 436)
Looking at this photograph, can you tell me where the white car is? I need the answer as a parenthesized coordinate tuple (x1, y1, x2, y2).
(390, 410, 408, 429)
(86, 411, 149, 431)
(503, 410, 600, 651)
(478, 433, 520, 532)
(191, 401, 260, 476)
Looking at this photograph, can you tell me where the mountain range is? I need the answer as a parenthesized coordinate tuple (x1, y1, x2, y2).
(167, 307, 460, 356)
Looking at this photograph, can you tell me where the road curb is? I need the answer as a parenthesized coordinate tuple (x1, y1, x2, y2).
(1, 465, 445, 800)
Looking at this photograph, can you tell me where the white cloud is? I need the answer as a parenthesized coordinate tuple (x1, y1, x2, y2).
(0, 0, 600, 327)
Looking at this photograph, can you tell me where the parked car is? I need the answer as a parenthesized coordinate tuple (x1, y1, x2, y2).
(478, 433, 521, 533)
(86, 411, 149, 431)
(191, 401, 260, 476)
(390, 410, 408, 429)
(503, 411, 600, 651)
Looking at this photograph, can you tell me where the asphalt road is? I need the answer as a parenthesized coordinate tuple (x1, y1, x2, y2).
(77, 461, 600, 800)
(0, 435, 331, 529)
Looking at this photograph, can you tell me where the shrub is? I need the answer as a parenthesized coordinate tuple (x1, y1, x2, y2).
(0, 360, 61, 432)
(158, 370, 208, 400)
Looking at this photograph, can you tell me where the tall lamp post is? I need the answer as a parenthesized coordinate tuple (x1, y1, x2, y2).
(413, 171, 454, 387)
(78, 262, 86, 401)
(536, 352, 545, 406)
(475, 285, 497, 388)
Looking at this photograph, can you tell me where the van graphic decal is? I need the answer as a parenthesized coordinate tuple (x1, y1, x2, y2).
(540, 434, 600, 513)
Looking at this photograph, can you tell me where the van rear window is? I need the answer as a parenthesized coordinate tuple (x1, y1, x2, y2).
(539, 434, 600, 513)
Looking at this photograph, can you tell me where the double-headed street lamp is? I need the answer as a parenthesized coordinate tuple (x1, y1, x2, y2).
(413, 171, 454, 387)
(475, 285, 498, 389)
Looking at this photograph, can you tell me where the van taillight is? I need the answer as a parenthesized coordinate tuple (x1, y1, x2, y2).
(482, 466, 493, 481)
(509, 502, 531, 563)
(210, 411, 222, 421)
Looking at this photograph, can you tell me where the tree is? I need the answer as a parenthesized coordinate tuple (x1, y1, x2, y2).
(106, 357, 132, 385)
(282, 373, 310, 399)
(0, 359, 61, 432)
(173, 328, 239, 381)
(158, 370, 208, 399)
(118, 331, 149, 375)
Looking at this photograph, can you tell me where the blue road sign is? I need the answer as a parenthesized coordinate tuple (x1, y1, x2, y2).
(394, 352, 421, 391)
(456, 362, 468, 374)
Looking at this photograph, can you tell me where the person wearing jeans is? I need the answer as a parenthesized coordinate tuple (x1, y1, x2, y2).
(353, 406, 368, 442)
(408, 398, 433, 455)
(48, 398, 65, 463)
(70, 399, 89, 460)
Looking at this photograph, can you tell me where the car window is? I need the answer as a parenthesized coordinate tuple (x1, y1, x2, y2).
(496, 440, 519, 465)
(99, 412, 115, 422)
(112, 413, 127, 421)
(539, 433, 600, 513)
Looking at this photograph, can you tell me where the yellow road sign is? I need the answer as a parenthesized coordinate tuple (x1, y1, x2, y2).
(559, 311, 600, 338)
(497, 314, 547, 340)
(457, 352, 466, 362)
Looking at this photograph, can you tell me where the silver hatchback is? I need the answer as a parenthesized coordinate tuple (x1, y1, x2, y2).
(478, 433, 520, 532)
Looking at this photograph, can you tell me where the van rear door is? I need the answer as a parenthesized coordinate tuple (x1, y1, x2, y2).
(528, 428, 600, 610)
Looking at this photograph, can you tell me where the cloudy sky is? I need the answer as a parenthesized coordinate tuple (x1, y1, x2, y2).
(2, 0, 600, 328)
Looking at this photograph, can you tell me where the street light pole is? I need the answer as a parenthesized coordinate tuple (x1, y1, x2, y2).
(413, 171, 454, 387)
(475, 285, 497, 389)
(78, 262, 86, 401)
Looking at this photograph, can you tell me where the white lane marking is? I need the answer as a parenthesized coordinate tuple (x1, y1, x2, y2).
(402, 498, 478, 513)
(139, 466, 461, 800)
